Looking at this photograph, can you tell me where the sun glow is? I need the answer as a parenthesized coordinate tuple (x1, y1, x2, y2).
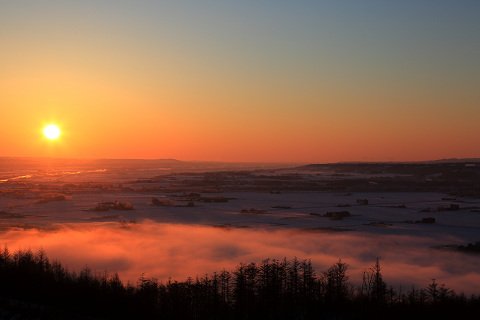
(43, 124, 61, 140)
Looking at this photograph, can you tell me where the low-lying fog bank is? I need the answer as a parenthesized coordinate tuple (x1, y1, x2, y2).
(1, 221, 479, 293)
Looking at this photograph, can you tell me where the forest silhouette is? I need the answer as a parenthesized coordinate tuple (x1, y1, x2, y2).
(0, 248, 479, 319)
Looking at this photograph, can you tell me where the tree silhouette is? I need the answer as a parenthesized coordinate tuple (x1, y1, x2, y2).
(323, 259, 349, 304)
(362, 257, 387, 303)
(0, 248, 478, 319)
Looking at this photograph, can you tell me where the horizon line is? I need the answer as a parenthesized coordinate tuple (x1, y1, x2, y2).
(1, 155, 479, 165)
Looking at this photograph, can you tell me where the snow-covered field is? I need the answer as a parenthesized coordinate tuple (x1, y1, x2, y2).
(1, 159, 479, 292)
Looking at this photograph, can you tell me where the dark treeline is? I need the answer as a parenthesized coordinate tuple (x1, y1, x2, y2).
(0, 249, 479, 319)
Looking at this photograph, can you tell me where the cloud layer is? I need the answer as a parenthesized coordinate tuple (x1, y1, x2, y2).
(1, 221, 479, 293)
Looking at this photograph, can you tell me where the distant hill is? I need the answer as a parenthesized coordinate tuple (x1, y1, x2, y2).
(0, 157, 184, 171)
(429, 158, 480, 163)
(297, 159, 480, 171)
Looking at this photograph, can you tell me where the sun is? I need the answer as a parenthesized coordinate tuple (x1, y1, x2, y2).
(43, 124, 61, 140)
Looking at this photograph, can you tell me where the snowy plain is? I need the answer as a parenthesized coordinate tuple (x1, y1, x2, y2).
(1, 158, 479, 292)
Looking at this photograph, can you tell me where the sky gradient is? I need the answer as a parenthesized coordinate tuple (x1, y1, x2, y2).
(1, 0, 479, 162)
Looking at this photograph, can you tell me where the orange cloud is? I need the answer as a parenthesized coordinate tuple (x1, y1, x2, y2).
(1, 221, 479, 293)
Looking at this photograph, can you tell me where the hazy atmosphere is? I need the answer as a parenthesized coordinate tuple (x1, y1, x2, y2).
(1, 1, 480, 319)
(1, 0, 479, 162)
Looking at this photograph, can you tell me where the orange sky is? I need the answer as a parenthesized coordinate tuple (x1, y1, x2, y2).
(1, 1, 479, 162)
